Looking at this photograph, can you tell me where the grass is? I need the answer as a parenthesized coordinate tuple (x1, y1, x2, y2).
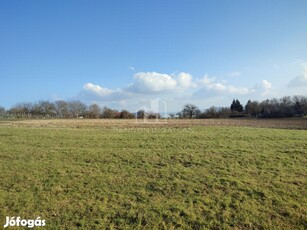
(0, 120, 306, 229)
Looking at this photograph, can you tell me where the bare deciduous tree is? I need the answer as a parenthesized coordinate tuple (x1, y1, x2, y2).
(120, 109, 134, 119)
(88, 104, 101, 119)
(68, 101, 87, 118)
(0, 106, 5, 118)
(101, 106, 116, 119)
(182, 104, 201, 119)
(55, 100, 69, 118)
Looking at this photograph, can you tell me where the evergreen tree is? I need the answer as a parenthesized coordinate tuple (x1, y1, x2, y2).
(230, 99, 243, 113)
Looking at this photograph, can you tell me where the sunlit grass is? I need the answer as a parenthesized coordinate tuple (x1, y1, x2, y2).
(0, 122, 306, 229)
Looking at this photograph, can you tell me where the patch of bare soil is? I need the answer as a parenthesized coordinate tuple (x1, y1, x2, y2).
(1, 118, 306, 130)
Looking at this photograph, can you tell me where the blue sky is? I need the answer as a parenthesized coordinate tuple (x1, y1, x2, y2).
(1, 0, 307, 112)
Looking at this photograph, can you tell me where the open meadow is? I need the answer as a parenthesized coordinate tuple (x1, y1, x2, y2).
(0, 119, 306, 229)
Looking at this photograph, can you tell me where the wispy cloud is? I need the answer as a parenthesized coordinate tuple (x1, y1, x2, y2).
(251, 80, 273, 97)
(83, 83, 114, 96)
(194, 75, 250, 97)
(253, 80, 272, 91)
(288, 63, 307, 88)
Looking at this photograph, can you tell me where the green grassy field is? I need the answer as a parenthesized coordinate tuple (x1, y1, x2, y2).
(0, 120, 306, 229)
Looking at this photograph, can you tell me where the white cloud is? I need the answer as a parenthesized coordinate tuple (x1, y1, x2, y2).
(207, 83, 227, 91)
(81, 83, 130, 102)
(228, 86, 249, 94)
(288, 75, 307, 87)
(197, 75, 216, 86)
(250, 80, 273, 97)
(288, 63, 307, 87)
(83, 83, 113, 96)
(80, 72, 196, 103)
(80, 73, 269, 104)
(195, 75, 249, 95)
(176, 72, 196, 88)
(128, 72, 178, 93)
(261, 80, 272, 90)
(254, 80, 272, 90)
(77, 72, 278, 111)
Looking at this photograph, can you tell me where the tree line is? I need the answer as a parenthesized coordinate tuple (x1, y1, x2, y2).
(177, 95, 307, 119)
(0, 100, 134, 119)
(0, 95, 306, 119)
